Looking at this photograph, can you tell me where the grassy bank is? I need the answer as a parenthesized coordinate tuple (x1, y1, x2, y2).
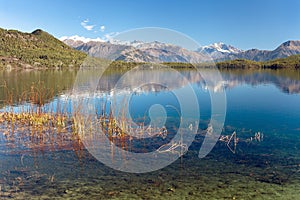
(0, 28, 86, 69)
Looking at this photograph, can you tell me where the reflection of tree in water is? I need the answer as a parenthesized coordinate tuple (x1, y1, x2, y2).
(0, 70, 77, 107)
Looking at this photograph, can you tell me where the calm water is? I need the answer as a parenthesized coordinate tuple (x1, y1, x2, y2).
(1, 68, 300, 199)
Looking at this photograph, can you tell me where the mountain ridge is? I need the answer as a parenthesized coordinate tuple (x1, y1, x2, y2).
(63, 37, 210, 63)
(62, 36, 300, 63)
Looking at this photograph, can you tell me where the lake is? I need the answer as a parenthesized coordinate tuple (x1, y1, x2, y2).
(1, 68, 300, 199)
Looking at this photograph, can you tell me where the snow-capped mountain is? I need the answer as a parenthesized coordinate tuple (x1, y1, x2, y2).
(61, 36, 210, 63)
(196, 42, 243, 60)
(221, 40, 300, 61)
(198, 42, 242, 54)
(61, 36, 300, 63)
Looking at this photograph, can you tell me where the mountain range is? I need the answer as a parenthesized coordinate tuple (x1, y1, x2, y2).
(63, 38, 208, 63)
(0, 27, 299, 70)
(62, 36, 300, 63)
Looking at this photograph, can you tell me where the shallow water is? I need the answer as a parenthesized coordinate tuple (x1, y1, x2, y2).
(1, 68, 300, 199)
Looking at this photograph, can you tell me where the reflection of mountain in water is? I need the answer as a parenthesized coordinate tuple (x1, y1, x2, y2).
(97, 68, 205, 94)
(96, 69, 300, 95)
(220, 70, 300, 94)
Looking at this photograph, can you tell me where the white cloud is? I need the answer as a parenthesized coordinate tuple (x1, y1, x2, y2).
(81, 19, 95, 31)
(59, 36, 69, 41)
(59, 29, 119, 44)
(100, 25, 105, 32)
(59, 35, 105, 43)
(103, 32, 119, 41)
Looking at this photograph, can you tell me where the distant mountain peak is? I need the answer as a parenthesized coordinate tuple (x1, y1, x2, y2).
(195, 42, 243, 60)
(200, 42, 242, 54)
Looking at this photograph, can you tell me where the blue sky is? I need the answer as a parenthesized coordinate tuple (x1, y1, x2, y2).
(0, 0, 299, 50)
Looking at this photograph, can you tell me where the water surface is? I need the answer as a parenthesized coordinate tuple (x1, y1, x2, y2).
(1, 68, 300, 199)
